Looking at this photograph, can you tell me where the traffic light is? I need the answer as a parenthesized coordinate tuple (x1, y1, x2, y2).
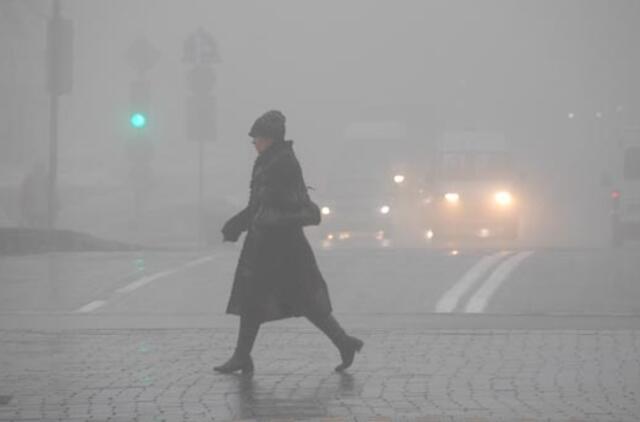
(128, 78, 150, 131)
(126, 79, 153, 164)
(130, 112, 147, 129)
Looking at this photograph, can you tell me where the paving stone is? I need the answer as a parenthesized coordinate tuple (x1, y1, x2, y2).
(1, 328, 639, 421)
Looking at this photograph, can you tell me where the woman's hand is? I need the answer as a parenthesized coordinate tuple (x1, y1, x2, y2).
(221, 207, 250, 242)
(222, 219, 242, 242)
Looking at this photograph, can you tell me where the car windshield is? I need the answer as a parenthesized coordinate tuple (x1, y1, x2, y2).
(439, 152, 511, 180)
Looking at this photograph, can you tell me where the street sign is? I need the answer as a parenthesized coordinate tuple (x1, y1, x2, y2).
(183, 28, 221, 248)
(183, 28, 221, 65)
(125, 37, 160, 74)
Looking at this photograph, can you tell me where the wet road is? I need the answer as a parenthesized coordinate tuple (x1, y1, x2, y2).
(2, 244, 640, 421)
(1, 243, 639, 328)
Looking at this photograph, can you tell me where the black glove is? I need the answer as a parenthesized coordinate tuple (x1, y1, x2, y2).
(222, 219, 242, 242)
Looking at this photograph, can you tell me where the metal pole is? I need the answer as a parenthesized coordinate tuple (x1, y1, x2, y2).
(47, 0, 61, 235)
(198, 137, 205, 248)
(47, 87, 59, 232)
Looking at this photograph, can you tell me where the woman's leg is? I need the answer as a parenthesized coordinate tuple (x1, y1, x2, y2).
(306, 312, 347, 345)
(214, 314, 260, 374)
(306, 312, 364, 372)
(234, 314, 261, 358)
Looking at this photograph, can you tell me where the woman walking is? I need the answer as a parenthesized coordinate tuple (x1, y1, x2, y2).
(214, 110, 363, 375)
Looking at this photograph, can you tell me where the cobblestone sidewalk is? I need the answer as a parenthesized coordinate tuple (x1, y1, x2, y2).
(0, 327, 639, 421)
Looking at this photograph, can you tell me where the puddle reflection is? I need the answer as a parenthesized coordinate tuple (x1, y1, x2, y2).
(224, 371, 358, 419)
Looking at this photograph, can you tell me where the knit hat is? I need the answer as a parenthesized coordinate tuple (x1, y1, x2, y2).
(249, 110, 286, 141)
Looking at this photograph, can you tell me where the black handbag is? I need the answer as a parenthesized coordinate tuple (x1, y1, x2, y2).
(253, 182, 321, 228)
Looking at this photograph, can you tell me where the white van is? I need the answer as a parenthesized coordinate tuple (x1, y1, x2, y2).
(422, 131, 520, 242)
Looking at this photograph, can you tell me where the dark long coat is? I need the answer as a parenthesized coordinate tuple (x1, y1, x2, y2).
(223, 140, 333, 323)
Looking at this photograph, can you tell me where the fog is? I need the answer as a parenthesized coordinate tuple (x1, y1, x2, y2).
(2, 0, 640, 247)
(3, 3, 640, 419)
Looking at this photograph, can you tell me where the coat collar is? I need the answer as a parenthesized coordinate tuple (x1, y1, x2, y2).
(254, 139, 293, 166)
(250, 140, 295, 187)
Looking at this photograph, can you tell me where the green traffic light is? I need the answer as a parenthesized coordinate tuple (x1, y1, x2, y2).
(130, 112, 147, 129)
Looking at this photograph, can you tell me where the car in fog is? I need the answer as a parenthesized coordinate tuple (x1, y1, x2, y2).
(317, 176, 396, 248)
(313, 121, 426, 248)
(421, 131, 520, 244)
(608, 127, 640, 247)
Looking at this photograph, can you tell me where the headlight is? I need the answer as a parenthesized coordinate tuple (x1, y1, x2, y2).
(494, 191, 513, 207)
(379, 205, 391, 215)
(478, 228, 491, 238)
(321, 206, 332, 216)
(444, 192, 460, 204)
(393, 174, 405, 184)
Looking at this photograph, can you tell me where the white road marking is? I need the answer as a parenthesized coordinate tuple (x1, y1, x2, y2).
(464, 251, 534, 313)
(435, 251, 512, 313)
(115, 255, 214, 294)
(74, 255, 215, 313)
(182, 255, 215, 268)
(75, 300, 107, 313)
(114, 272, 173, 294)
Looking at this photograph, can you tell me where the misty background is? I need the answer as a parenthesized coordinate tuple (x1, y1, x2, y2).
(1, 0, 639, 248)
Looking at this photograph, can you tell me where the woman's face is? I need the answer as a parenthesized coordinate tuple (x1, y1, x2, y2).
(252, 137, 273, 154)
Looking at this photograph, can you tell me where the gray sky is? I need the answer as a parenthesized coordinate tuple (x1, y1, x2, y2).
(2, 0, 639, 244)
(63, 0, 640, 140)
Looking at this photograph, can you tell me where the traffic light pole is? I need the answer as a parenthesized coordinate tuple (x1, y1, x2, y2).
(198, 138, 205, 248)
(47, 80, 59, 234)
(46, 0, 73, 238)
(47, 0, 61, 236)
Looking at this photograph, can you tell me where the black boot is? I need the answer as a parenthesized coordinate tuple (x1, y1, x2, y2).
(214, 315, 259, 374)
(334, 335, 364, 372)
(213, 351, 254, 374)
(307, 313, 364, 372)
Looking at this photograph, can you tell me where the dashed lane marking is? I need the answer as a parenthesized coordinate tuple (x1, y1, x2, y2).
(74, 300, 107, 313)
(115, 255, 214, 294)
(73, 255, 214, 313)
